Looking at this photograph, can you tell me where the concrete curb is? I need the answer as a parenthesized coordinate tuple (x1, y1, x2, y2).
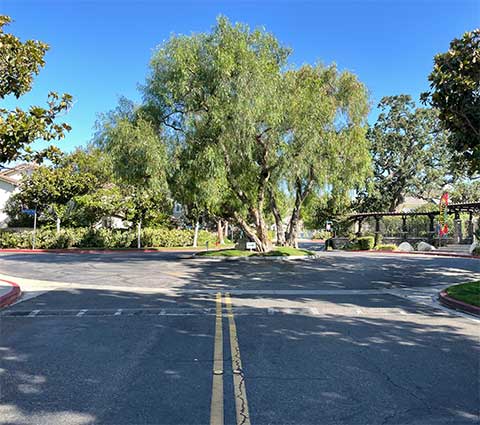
(0, 278, 21, 308)
(192, 253, 319, 261)
(345, 250, 480, 260)
(439, 288, 480, 317)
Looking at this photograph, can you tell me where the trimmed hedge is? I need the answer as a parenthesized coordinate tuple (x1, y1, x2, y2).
(375, 244, 397, 251)
(357, 236, 375, 250)
(0, 228, 223, 249)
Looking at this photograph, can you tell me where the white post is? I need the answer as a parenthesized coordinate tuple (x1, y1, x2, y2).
(32, 209, 37, 250)
(193, 220, 199, 248)
(56, 216, 60, 233)
(137, 220, 141, 249)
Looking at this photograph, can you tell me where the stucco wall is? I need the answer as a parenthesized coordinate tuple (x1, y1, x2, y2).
(0, 180, 16, 228)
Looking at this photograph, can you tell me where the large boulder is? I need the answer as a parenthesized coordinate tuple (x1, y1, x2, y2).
(417, 241, 436, 251)
(397, 241, 414, 252)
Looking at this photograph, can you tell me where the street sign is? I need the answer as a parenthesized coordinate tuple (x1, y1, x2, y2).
(326, 220, 332, 231)
(246, 242, 256, 250)
(22, 209, 36, 216)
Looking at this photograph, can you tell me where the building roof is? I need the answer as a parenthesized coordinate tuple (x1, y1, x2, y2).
(0, 163, 37, 177)
(0, 174, 18, 186)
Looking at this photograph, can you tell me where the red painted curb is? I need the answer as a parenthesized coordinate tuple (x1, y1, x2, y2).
(345, 250, 480, 260)
(0, 278, 21, 308)
(439, 290, 480, 316)
(0, 248, 200, 255)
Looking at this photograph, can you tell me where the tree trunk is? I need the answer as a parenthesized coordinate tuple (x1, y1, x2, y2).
(217, 220, 225, 245)
(193, 220, 200, 248)
(286, 210, 300, 248)
(234, 211, 272, 252)
(285, 177, 314, 248)
(224, 220, 229, 243)
(269, 188, 286, 246)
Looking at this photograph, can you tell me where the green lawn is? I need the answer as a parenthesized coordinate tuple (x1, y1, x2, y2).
(197, 246, 314, 257)
(446, 281, 480, 307)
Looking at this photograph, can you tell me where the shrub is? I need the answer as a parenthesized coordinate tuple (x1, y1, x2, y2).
(141, 228, 193, 247)
(312, 230, 332, 240)
(357, 236, 375, 250)
(0, 230, 32, 248)
(0, 227, 221, 249)
(375, 244, 397, 251)
(343, 240, 360, 250)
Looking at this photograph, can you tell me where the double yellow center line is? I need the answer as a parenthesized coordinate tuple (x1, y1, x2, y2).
(210, 292, 251, 425)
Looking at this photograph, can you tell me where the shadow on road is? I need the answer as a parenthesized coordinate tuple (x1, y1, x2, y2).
(1, 267, 479, 424)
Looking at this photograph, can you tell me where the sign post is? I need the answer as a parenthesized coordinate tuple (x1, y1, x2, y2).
(246, 241, 256, 252)
(22, 209, 37, 249)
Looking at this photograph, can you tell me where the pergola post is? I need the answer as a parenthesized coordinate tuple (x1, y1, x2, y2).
(356, 218, 363, 237)
(453, 210, 462, 244)
(401, 215, 408, 241)
(467, 212, 474, 243)
(374, 215, 381, 246)
(428, 214, 435, 244)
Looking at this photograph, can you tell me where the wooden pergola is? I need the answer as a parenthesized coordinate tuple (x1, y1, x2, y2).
(348, 202, 480, 245)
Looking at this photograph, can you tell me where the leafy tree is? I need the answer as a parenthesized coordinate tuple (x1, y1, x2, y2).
(169, 141, 230, 246)
(277, 64, 370, 246)
(99, 114, 170, 246)
(144, 17, 291, 251)
(0, 15, 72, 165)
(449, 180, 480, 203)
(357, 95, 457, 212)
(144, 17, 371, 251)
(12, 163, 97, 230)
(422, 29, 480, 174)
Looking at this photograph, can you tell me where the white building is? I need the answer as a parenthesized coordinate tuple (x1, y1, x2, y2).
(0, 164, 36, 228)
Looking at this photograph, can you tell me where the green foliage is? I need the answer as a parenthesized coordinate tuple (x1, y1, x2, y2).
(422, 30, 480, 174)
(12, 162, 98, 226)
(446, 281, 480, 307)
(375, 244, 397, 251)
(144, 17, 370, 250)
(449, 180, 480, 203)
(0, 227, 221, 249)
(357, 95, 457, 212)
(98, 109, 170, 226)
(356, 236, 375, 250)
(311, 230, 332, 240)
(0, 15, 72, 164)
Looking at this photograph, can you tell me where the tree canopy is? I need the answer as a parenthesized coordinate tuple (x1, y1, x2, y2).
(0, 15, 72, 165)
(357, 95, 458, 212)
(422, 29, 480, 175)
(143, 17, 371, 251)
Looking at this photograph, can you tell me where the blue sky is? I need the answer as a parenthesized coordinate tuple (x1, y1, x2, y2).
(1, 0, 478, 153)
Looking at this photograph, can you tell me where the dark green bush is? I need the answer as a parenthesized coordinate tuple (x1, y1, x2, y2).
(0, 227, 221, 249)
(357, 236, 375, 250)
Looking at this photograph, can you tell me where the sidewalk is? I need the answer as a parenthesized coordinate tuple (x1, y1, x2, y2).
(0, 278, 21, 308)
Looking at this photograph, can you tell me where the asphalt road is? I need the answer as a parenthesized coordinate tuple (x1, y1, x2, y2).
(0, 249, 479, 425)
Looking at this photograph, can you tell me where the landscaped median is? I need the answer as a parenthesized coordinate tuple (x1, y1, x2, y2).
(195, 246, 315, 259)
(439, 281, 480, 316)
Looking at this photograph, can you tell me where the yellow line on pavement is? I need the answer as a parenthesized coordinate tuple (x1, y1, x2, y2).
(225, 293, 251, 425)
(210, 292, 224, 425)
